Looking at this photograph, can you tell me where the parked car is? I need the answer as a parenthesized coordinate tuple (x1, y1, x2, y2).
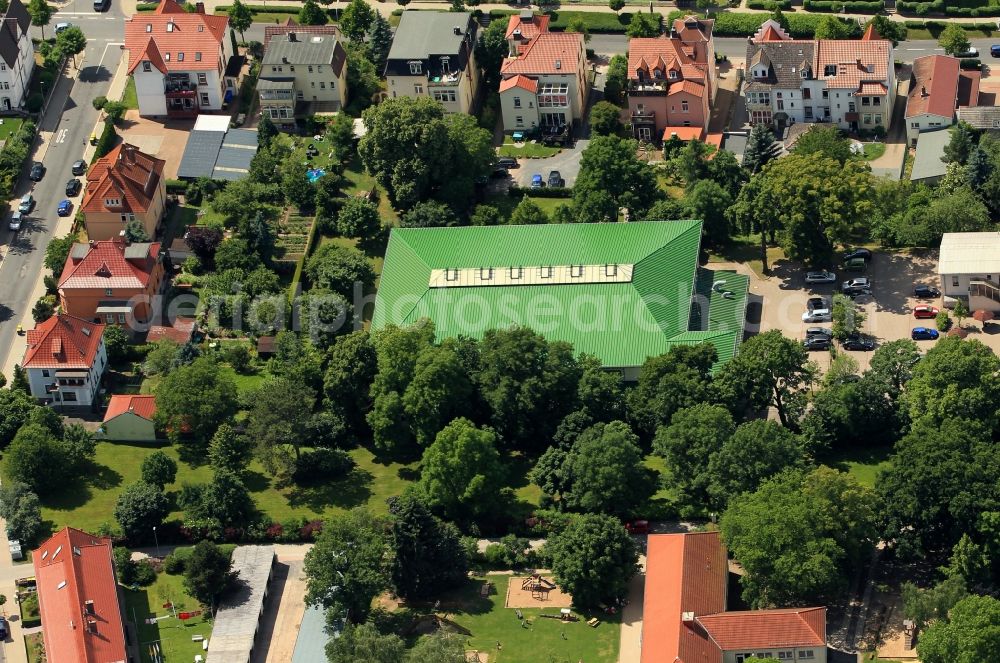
(547, 170, 565, 188)
(914, 284, 941, 299)
(66, 178, 81, 196)
(93, 0, 109, 11)
(805, 270, 836, 284)
(71, 159, 88, 175)
(807, 297, 827, 311)
(843, 248, 872, 263)
(530, 173, 544, 189)
(625, 520, 649, 534)
(8, 211, 22, 231)
(842, 277, 872, 297)
(18, 193, 33, 213)
(992, 44, 1000, 58)
(57, 200, 73, 217)
(0, 615, 8, 639)
(804, 335, 832, 351)
(805, 327, 833, 339)
(955, 46, 979, 58)
(844, 258, 867, 272)
(29, 161, 44, 182)
(842, 334, 876, 351)
(803, 308, 832, 323)
(911, 327, 940, 340)
(55, 22, 72, 33)
(913, 305, 939, 319)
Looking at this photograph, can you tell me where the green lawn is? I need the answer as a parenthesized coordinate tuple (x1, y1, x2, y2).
(123, 571, 212, 663)
(857, 143, 886, 161)
(822, 446, 893, 489)
(24, 633, 44, 663)
(0, 117, 24, 143)
(122, 76, 138, 109)
(412, 574, 620, 663)
(498, 138, 562, 159)
(483, 193, 570, 222)
(343, 154, 398, 225)
(20, 591, 40, 628)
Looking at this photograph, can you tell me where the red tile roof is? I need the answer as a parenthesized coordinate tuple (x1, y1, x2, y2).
(668, 79, 705, 97)
(33, 527, 128, 663)
(499, 74, 538, 94)
(817, 39, 892, 90)
(501, 32, 584, 76)
(671, 15, 714, 43)
(505, 12, 549, 42)
(663, 125, 706, 142)
(907, 55, 959, 119)
(22, 314, 105, 370)
(104, 394, 157, 422)
(958, 69, 981, 108)
(753, 19, 792, 42)
(697, 608, 827, 650)
(125, 0, 229, 74)
(83, 143, 165, 216)
(861, 23, 882, 41)
(628, 36, 708, 80)
(59, 240, 162, 290)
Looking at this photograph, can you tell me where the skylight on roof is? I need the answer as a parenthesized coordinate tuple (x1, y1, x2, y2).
(428, 264, 635, 288)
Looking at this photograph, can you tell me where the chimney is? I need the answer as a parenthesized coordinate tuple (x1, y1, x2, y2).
(681, 612, 695, 622)
(453, 26, 462, 35)
(856, 58, 862, 68)
(195, 1, 205, 13)
(288, 31, 297, 41)
(921, 85, 927, 97)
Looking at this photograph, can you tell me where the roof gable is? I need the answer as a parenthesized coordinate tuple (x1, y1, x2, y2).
(697, 608, 827, 650)
(501, 31, 584, 76)
(906, 55, 960, 119)
(83, 143, 165, 215)
(22, 314, 105, 370)
(104, 394, 157, 422)
(58, 239, 162, 290)
(125, 0, 229, 73)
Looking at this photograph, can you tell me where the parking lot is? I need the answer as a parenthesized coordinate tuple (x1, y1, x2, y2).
(748, 250, 997, 373)
(512, 138, 589, 189)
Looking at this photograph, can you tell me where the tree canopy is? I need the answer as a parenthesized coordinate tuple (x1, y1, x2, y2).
(154, 357, 238, 451)
(573, 136, 662, 222)
(548, 513, 638, 609)
(418, 418, 506, 521)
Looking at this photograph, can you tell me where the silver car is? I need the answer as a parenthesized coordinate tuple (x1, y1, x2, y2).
(805, 270, 836, 284)
(802, 308, 832, 323)
(9, 211, 22, 231)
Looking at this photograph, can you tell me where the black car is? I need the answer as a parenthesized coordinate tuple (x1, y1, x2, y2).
(914, 284, 941, 299)
(29, 161, 45, 182)
(71, 159, 87, 175)
(807, 296, 827, 311)
(497, 157, 518, 170)
(547, 171, 565, 188)
(804, 336, 832, 351)
(65, 178, 81, 196)
(0, 615, 8, 640)
(843, 248, 873, 263)
(842, 334, 876, 351)
(805, 327, 833, 339)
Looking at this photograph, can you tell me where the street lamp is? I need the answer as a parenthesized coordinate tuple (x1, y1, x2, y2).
(153, 526, 161, 559)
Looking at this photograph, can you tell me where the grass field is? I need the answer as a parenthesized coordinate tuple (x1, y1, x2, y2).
(498, 138, 562, 159)
(0, 117, 24, 142)
(24, 633, 44, 663)
(822, 446, 893, 488)
(122, 77, 138, 110)
(123, 571, 213, 663)
(415, 574, 620, 663)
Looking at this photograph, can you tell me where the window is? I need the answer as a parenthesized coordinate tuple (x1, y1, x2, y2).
(445, 268, 458, 281)
(478, 267, 494, 281)
(863, 114, 872, 124)
(320, 82, 326, 88)
(873, 97, 881, 106)
(200, 92, 210, 105)
(414, 84, 423, 95)
(317, 66, 323, 73)
(514, 96, 521, 108)
(105, 288, 113, 296)
(776, 92, 782, 99)
(177, 52, 184, 61)
(862, 96, 870, 106)
(145, 23, 152, 32)
(668, 69, 678, 79)
(195, 52, 202, 61)
(805, 106, 813, 119)
(311, 82, 315, 87)
(330, 81, 335, 89)
(308, 65, 314, 73)
(63, 392, 78, 402)
(874, 115, 882, 125)
(296, 90, 304, 100)
(849, 102, 856, 112)
(198, 73, 207, 86)
(105, 198, 120, 207)
(289, 65, 295, 72)
(777, 100, 784, 111)
(42, 370, 50, 378)
(120, 213, 135, 223)
(409, 61, 422, 74)
(538, 83, 569, 108)
(803, 88, 810, 99)
(824, 64, 836, 76)
(777, 653, 794, 661)
(142, 61, 152, 72)
(681, 100, 689, 112)
(509, 267, 523, 279)
(911, 122, 919, 128)
(105, 314, 115, 323)
(539, 266, 553, 278)
(118, 313, 126, 323)
(441, 56, 451, 73)
(604, 264, 617, 277)
(798, 652, 814, 660)
(952, 276, 960, 287)
(164, 53, 170, 61)
(822, 90, 829, 99)
(432, 90, 456, 103)
(515, 115, 523, 126)
(570, 265, 584, 278)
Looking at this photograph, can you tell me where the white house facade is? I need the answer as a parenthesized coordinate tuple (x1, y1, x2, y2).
(0, 0, 34, 112)
(938, 232, 1000, 312)
(22, 315, 107, 408)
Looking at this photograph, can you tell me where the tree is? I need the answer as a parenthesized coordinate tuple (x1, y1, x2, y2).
(904, 336, 1000, 431)
(576, 354, 625, 423)
(337, 197, 381, 240)
(419, 418, 505, 521)
(918, 595, 1000, 663)
(405, 633, 467, 663)
(939, 23, 971, 57)
(814, 14, 852, 40)
(791, 125, 852, 165)
(5, 424, 71, 494)
(573, 136, 662, 222)
(208, 422, 253, 475)
(400, 200, 459, 228)
(953, 296, 970, 327)
(742, 122, 781, 174)
(140, 451, 177, 488)
(304, 509, 390, 623)
(865, 14, 905, 46)
(902, 575, 968, 631)
(403, 342, 475, 449)
(625, 12, 660, 38)
(548, 513, 638, 609)
(475, 19, 509, 90)
(214, 238, 261, 273)
(27, 0, 52, 40)
(45, 234, 76, 277)
(323, 331, 377, 436)
(626, 343, 717, 440)
(32, 296, 55, 323)
(509, 196, 549, 225)
(706, 420, 807, 511)
(298, 0, 328, 25)
(104, 322, 131, 365)
(715, 330, 815, 429)
(368, 13, 393, 71)
(831, 293, 866, 340)
(470, 204, 504, 226)
(305, 242, 375, 300)
(589, 100, 623, 136)
(340, 0, 375, 41)
(0, 481, 43, 543)
(609, 0, 625, 11)
(389, 495, 467, 600)
(367, 322, 436, 455)
(114, 481, 170, 542)
(944, 121, 977, 165)
(183, 540, 237, 607)
(721, 467, 876, 607)
(559, 421, 656, 516)
(154, 357, 239, 451)
(684, 179, 732, 246)
(604, 54, 628, 105)
(326, 623, 406, 663)
(10, 365, 29, 395)
(55, 25, 87, 68)
(181, 469, 257, 532)
(184, 226, 224, 264)
(655, 404, 735, 508)
(227, 0, 252, 43)
(247, 377, 316, 480)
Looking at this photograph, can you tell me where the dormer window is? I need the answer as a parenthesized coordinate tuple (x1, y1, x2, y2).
(668, 70, 678, 80)
(145, 23, 151, 32)
(142, 61, 151, 72)
(105, 198, 121, 207)
(166, 21, 174, 32)
(164, 53, 170, 61)
(441, 56, 450, 74)
(197, 24, 204, 32)
(800, 68, 808, 78)
(409, 61, 422, 74)
(824, 64, 836, 76)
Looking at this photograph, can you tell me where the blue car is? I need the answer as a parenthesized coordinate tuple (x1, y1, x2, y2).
(57, 199, 72, 217)
(911, 327, 939, 341)
(992, 44, 1000, 57)
(531, 173, 544, 189)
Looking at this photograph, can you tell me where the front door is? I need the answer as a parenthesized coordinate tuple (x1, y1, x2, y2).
(1, 98, 10, 111)
(637, 127, 652, 142)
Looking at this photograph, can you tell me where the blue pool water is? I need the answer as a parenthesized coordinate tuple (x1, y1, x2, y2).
(306, 168, 326, 183)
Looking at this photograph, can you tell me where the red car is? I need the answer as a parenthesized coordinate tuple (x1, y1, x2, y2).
(625, 520, 649, 535)
(913, 305, 939, 319)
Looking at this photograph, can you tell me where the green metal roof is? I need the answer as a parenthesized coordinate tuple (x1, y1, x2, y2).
(372, 221, 748, 369)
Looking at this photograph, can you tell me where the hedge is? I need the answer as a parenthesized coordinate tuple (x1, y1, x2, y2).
(960, 58, 983, 69)
(708, 12, 860, 38)
(746, 0, 792, 8)
(509, 186, 573, 199)
(547, 9, 633, 33)
(903, 18, 998, 32)
(93, 120, 118, 160)
(166, 179, 187, 194)
(802, 0, 884, 11)
(0, 120, 36, 198)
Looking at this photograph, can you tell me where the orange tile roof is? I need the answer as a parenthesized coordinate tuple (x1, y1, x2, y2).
(817, 39, 891, 90)
(671, 15, 714, 43)
(83, 143, 165, 216)
(753, 19, 792, 42)
(499, 74, 538, 94)
(125, 0, 229, 73)
(907, 55, 960, 119)
(501, 32, 583, 76)
(697, 608, 827, 650)
(861, 22, 881, 41)
(146, 317, 196, 344)
(33, 528, 128, 663)
(59, 240, 162, 290)
(628, 36, 708, 80)
(663, 125, 706, 142)
(22, 314, 105, 370)
(668, 79, 705, 97)
(104, 394, 157, 422)
(505, 12, 549, 41)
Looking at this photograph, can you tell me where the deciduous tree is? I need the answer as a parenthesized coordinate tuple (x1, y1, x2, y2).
(509, 196, 549, 225)
(155, 357, 238, 451)
(573, 136, 662, 222)
(0, 481, 42, 544)
(227, 0, 252, 42)
(548, 513, 638, 609)
(183, 540, 237, 607)
(918, 595, 1000, 663)
(939, 23, 971, 57)
(626, 343, 717, 440)
(419, 418, 505, 521)
(140, 451, 177, 488)
(340, 0, 375, 42)
(560, 421, 656, 516)
(247, 377, 316, 480)
(654, 404, 735, 508)
(589, 100, 622, 136)
(706, 420, 807, 511)
(114, 481, 170, 542)
(305, 243, 375, 300)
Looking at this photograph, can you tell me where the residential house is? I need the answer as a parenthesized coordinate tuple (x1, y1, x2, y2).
(263, 19, 339, 47)
(258, 31, 348, 127)
(641, 531, 828, 663)
(82, 143, 167, 241)
(957, 105, 1000, 131)
(101, 394, 157, 441)
(22, 314, 107, 407)
(385, 11, 479, 114)
(124, 0, 242, 118)
(499, 12, 588, 132)
(744, 20, 895, 132)
(938, 232, 1000, 312)
(905, 55, 981, 145)
(58, 238, 166, 325)
(33, 527, 128, 663)
(0, 0, 33, 112)
(627, 15, 716, 143)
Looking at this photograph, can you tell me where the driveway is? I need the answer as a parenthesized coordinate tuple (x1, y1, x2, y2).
(252, 545, 311, 663)
(117, 111, 195, 180)
(618, 552, 645, 663)
(513, 139, 589, 188)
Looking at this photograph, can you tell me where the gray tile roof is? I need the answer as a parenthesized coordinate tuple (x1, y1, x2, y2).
(387, 11, 473, 60)
(257, 78, 294, 90)
(264, 33, 338, 66)
(745, 41, 816, 91)
(910, 128, 951, 182)
(956, 106, 1000, 130)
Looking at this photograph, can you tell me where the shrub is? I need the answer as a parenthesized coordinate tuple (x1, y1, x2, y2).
(92, 96, 107, 110)
(292, 448, 355, 484)
(134, 559, 158, 586)
(25, 93, 43, 113)
(935, 310, 951, 332)
(163, 552, 187, 575)
(483, 543, 506, 567)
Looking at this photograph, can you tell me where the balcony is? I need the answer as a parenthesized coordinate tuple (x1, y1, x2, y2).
(428, 70, 461, 86)
(165, 79, 196, 94)
(629, 80, 669, 95)
(631, 110, 655, 124)
(259, 90, 294, 101)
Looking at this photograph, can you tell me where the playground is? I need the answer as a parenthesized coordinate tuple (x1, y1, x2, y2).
(505, 573, 573, 609)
